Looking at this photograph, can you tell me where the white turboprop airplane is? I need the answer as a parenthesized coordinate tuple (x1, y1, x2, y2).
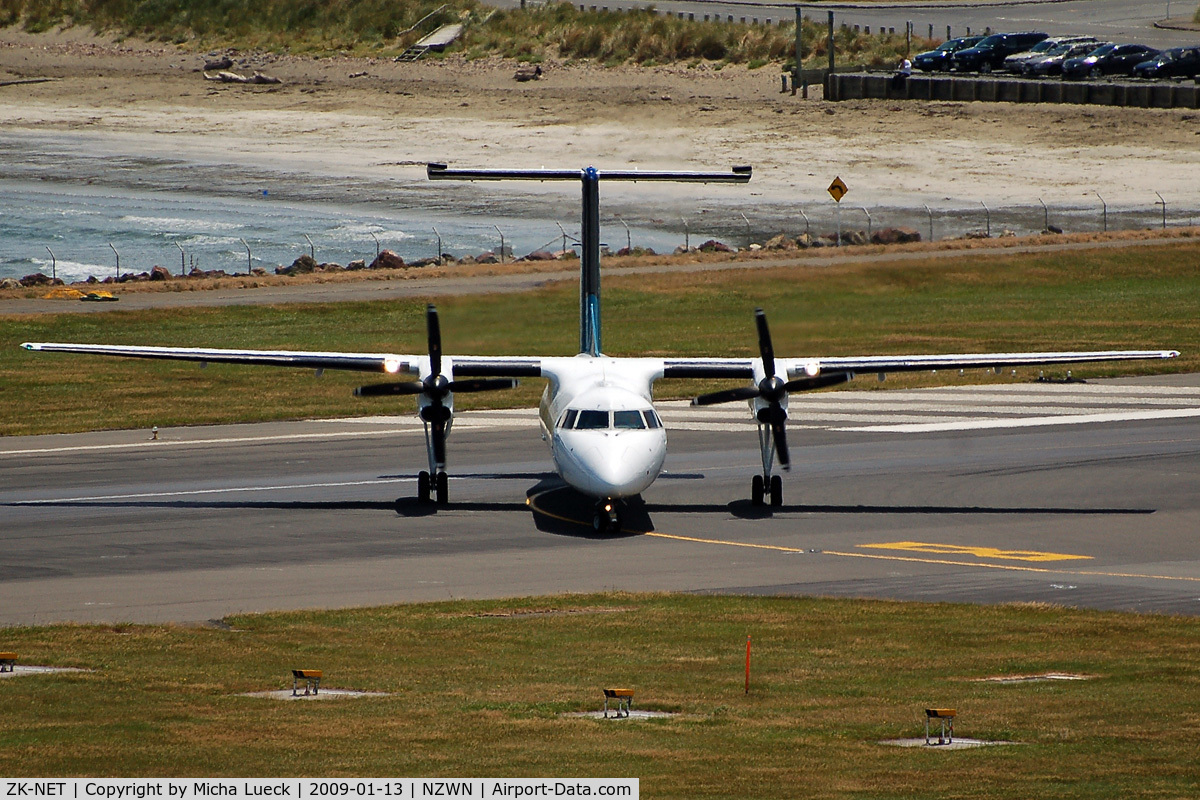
(23, 164, 1179, 532)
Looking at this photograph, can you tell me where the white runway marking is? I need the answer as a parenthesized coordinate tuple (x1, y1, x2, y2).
(10, 478, 410, 505)
(4, 382, 1198, 457)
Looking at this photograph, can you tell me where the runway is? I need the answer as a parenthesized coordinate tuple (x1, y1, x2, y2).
(3, 375, 1199, 626)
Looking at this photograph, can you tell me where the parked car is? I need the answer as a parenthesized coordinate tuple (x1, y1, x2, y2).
(1132, 46, 1200, 79)
(1024, 41, 1110, 77)
(1002, 35, 1098, 72)
(951, 32, 1050, 72)
(1063, 44, 1160, 79)
(913, 36, 985, 71)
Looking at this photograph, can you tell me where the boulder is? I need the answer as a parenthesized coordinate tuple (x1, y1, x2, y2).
(149, 266, 172, 281)
(474, 252, 498, 264)
(346, 259, 367, 271)
(522, 250, 557, 261)
(1045, 225, 1063, 234)
(870, 227, 922, 245)
(698, 239, 732, 253)
(615, 246, 656, 257)
(842, 230, 870, 246)
(765, 234, 796, 251)
(20, 272, 60, 287)
(0, 277, 19, 289)
(318, 262, 344, 272)
(276, 254, 318, 275)
(369, 250, 405, 270)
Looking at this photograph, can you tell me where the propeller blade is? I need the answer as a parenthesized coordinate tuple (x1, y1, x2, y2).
(447, 378, 519, 393)
(771, 418, 790, 468)
(691, 385, 762, 406)
(754, 308, 775, 381)
(783, 372, 850, 393)
(354, 381, 425, 397)
(426, 304, 442, 378)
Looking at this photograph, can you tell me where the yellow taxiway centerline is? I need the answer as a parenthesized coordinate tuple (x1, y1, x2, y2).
(525, 490, 1200, 584)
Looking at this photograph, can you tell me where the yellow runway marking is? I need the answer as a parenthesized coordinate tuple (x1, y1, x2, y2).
(857, 541, 1092, 562)
(644, 531, 807, 553)
(525, 491, 1200, 584)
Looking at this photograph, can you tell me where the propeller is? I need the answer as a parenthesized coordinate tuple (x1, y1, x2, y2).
(355, 305, 518, 467)
(692, 308, 848, 469)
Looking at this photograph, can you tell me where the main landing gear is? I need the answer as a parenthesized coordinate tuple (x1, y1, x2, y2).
(751, 473, 783, 507)
(593, 500, 622, 533)
(417, 470, 449, 506)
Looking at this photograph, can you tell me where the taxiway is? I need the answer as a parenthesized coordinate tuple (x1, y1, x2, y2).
(2, 376, 1199, 626)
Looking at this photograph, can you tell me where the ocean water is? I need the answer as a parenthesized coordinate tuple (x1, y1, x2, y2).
(0, 179, 698, 284)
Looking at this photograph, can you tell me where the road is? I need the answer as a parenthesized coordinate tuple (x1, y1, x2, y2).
(3, 375, 1199, 626)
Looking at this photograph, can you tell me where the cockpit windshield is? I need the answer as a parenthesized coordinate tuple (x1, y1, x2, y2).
(575, 410, 610, 429)
(558, 408, 664, 430)
(613, 410, 645, 429)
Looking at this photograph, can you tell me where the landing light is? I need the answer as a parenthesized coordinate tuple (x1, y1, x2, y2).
(383, 357, 402, 374)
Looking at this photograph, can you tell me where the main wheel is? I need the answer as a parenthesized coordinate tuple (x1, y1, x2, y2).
(769, 474, 783, 507)
(593, 507, 609, 533)
(435, 471, 449, 505)
(751, 474, 765, 506)
(417, 470, 431, 503)
(1089, 66, 1102, 79)
(979, 62, 992, 74)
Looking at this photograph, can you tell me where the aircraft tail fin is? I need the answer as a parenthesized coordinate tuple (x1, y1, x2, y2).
(426, 163, 752, 357)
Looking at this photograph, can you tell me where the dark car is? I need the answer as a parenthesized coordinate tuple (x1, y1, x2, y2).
(1063, 43, 1160, 79)
(1132, 46, 1200, 79)
(913, 36, 985, 71)
(1002, 35, 1097, 73)
(951, 31, 1050, 72)
(1024, 41, 1109, 77)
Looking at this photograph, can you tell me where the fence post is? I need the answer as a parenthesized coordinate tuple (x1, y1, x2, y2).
(241, 238, 251, 274)
(1039, 197, 1049, 232)
(109, 242, 119, 280)
(1095, 192, 1107, 232)
(828, 11, 835, 74)
(980, 201, 990, 237)
(794, 5, 802, 96)
(923, 204, 933, 242)
(175, 241, 185, 276)
(46, 246, 56, 281)
(1155, 192, 1167, 229)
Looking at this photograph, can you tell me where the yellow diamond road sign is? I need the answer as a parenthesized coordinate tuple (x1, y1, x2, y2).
(827, 176, 848, 203)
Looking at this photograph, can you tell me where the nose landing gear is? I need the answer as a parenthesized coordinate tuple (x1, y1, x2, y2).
(593, 500, 622, 533)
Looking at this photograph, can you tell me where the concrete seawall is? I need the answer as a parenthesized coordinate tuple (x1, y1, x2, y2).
(825, 72, 1200, 109)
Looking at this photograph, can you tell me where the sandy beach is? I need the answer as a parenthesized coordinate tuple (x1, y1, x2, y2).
(2, 25, 1199, 219)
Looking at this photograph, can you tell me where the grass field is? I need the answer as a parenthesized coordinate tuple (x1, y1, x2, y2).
(3, 241, 1197, 437)
(0, 0, 930, 67)
(2, 593, 1199, 797)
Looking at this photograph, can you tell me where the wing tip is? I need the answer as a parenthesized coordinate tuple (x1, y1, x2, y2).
(21, 342, 39, 351)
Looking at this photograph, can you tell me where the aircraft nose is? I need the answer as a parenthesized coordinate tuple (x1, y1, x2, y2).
(565, 432, 664, 497)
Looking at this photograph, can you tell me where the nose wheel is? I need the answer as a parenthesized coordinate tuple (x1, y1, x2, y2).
(751, 474, 783, 507)
(418, 470, 450, 505)
(593, 500, 622, 533)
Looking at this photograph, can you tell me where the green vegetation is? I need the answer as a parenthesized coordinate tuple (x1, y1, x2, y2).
(3, 242, 1197, 437)
(2, 593, 1200, 796)
(0, 0, 932, 66)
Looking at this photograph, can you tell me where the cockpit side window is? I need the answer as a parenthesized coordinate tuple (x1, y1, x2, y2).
(643, 410, 662, 429)
(560, 409, 579, 430)
(575, 410, 610, 430)
(613, 410, 646, 429)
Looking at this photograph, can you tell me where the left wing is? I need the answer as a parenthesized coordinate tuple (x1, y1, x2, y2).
(661, 350, 1179, 381)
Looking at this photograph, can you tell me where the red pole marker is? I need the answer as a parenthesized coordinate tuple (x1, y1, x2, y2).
(745, 635, 751, 694)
